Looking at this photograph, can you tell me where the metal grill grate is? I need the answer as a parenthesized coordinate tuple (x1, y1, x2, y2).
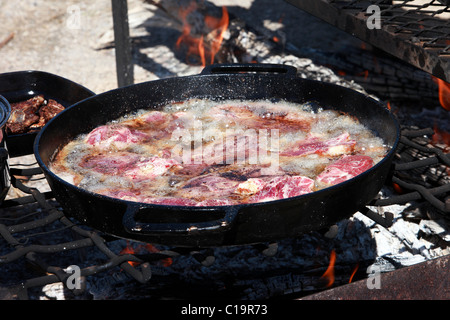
(285, 0, 450, 81)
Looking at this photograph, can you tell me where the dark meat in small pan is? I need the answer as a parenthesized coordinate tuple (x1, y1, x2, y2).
(39, 99, 65, 123)
(29, 99, 65, 130)
(7, 95, 44, 134)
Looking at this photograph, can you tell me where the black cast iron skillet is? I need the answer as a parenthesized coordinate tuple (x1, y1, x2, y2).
(0, 70, 95, 157)
(34, 64, 400, 247)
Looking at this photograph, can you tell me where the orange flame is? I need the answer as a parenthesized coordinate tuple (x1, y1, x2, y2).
(320, 250, 336, 288)
(205, 6, 229, 65)
(432, 77, 450, 111)
(357, 70, 369, 80)
(349, 263, 359, 283)
(176, 2, 229, 66)
(120, 241, 172, 267)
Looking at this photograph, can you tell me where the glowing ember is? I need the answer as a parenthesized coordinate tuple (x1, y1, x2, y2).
(320, 249, 336, 288)
(120, 241, 172, 267)
(386, 101, 391, 110)
(392, 182, 404, 194)
(205, 6, 229, 65)
(358, 70, 369, 80)
(432, 124, 450, 158)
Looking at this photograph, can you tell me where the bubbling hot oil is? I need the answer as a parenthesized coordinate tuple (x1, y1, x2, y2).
(50, 99, 389, 202)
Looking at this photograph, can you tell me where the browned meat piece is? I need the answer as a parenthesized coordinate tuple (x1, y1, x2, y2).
(29, 99, 65, 130)
(38, 99, 65, 123)
(6, 95, 44, 134)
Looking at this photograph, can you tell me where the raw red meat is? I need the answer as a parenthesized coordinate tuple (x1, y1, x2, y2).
(122, 110, 171, 128)
(281, 132, 356, 157)
(250, 175, 314, 203)
(177, 175, 240, 200)
(212, 104, 312, 132)
(80, 152, 140, 175)
(316, 155, 374, 186)
(81, 153, 180, 180)
(122, 156, 180, 180)
(85, 125, 149, 149)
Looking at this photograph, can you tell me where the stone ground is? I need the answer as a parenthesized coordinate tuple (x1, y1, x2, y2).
(0, 0, 362, 93)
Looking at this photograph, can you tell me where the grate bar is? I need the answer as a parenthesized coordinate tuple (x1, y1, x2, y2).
(285, 0, 450, 81)
(0, 175, 153, 298)
(370, 127, 450, 212)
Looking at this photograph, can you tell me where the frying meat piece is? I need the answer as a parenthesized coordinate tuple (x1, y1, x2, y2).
(122, 110, 172, 129)
(7, 95, 45, 134)
(177, 175, 240, 200)
(235, 178, 266, 196)
(193, 131, 276, 166)
(249, 175, 314, 203)
(281, 132, 356, 157)
(210, 104, 313, 132)
(85, 125, 150, 150)
(316, 155, 374, 187)
(80, 152, 141, 175)
(80, 152, 180, 181)
(122, 156, 181, 181)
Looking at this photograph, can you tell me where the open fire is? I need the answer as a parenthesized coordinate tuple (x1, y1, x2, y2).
(120, 241, 173, 267)
(175, 1, 229, 66)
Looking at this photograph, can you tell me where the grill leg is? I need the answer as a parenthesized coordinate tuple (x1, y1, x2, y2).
(111, 0, 134, 87)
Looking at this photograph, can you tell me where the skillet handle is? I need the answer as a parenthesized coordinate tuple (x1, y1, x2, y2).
(200, 63, 297, 77)
(122, 204, 240, 235)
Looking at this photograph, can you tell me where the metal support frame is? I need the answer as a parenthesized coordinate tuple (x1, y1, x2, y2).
(111, 0, 134, 87)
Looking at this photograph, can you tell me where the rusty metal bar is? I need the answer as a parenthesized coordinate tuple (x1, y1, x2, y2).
(301, 255, 449, 299)
(111, 0, 134, 87)
(285, 0, 450, 82)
